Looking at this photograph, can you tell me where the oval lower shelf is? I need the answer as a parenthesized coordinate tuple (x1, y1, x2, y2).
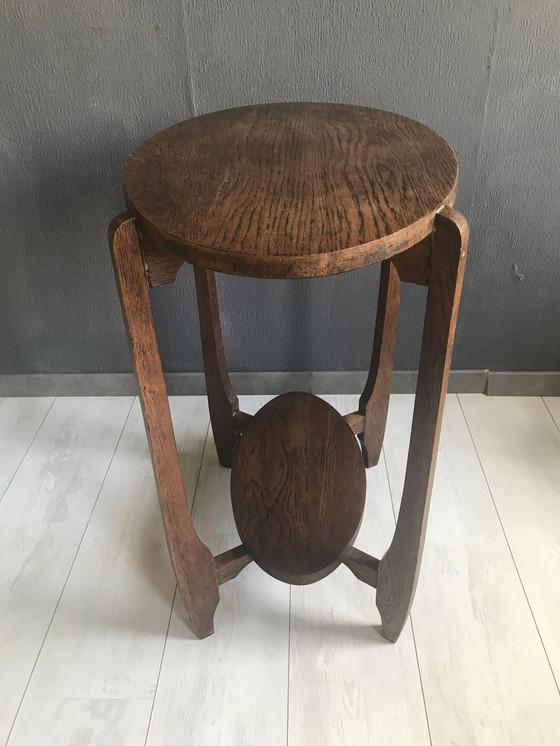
(231, 392, 366, 584)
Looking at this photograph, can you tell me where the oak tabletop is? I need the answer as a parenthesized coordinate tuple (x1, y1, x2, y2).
(124, 102, 457, 278)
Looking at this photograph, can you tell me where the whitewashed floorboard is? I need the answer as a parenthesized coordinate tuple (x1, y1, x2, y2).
(543, 396, 560, 428)
(460, 394, 560, 687)
(383, 394, 560, 745)
(383, 395, 504, 544)
(0, 397, 54, 498)
(25, 397, 209, 700)
(0, 397, 133, 522)
(7, 698, 152, 746)
(146, 396, 290, 746)
(4, 393, 560, 745)
(0, 523, 85, 745)
(288, 395, 431, 746)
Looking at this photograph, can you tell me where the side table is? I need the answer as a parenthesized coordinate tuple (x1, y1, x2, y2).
(109, 103, 468, 642)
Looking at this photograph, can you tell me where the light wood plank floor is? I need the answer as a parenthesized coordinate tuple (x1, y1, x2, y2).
(1, 394, 559, 745)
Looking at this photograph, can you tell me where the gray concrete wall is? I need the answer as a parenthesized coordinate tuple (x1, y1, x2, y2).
(1, 0, 559, 375)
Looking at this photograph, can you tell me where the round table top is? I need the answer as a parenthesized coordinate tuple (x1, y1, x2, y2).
(124, 102, 457, 279)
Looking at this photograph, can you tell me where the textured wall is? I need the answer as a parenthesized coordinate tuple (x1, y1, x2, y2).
(1, 0, 559, 374)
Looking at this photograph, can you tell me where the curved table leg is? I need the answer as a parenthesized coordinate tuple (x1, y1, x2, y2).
(359, 259, 401, 467)
(376, 206, 468, 642)
(109, 214, 219, 639)
(194, 267, 239, 468)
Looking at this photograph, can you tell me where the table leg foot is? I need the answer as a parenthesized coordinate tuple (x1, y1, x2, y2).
(376, 207, 468, 642)
(109, 214, 219, 639)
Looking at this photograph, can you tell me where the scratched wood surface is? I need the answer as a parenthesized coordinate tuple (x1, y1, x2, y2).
(124, 103, 457, 278)
(231, 392, 366, 584)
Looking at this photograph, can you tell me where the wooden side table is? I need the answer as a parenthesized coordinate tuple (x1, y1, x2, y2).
(109, 103, 468, 642)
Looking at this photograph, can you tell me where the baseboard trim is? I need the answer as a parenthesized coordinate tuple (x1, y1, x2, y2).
(486, 371, 560, 396)
(0, 369, 558, 397)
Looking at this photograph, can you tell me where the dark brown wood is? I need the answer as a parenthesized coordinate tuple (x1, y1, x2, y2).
(376, 206, 468, 642)
(124, 103, 458, 279)
(194, 267, 239, 467)
(109, 213, 219, 639)
(215, 545, 253, 585)
(110, 106, 469, 641)
(343, 411, 365, 435)
(359, 260, 401, 467)
(391, 235, 431, 286)
(231, 392, 366, 584)
(342, 547, 380, 588)
(232, 410, 253, 433)
(142, 243, 185, 287)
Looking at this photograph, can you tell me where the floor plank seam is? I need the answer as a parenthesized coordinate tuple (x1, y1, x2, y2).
(381, 446, 398, 525)
(457, 395, 560, 697)
(542, 396, 560, 436)
(189, 418, 211, 518)
(409, 618, 434, 746)
(143, 403, 210, 744)
(0, 396, 56, 503)
(4, 396, 136, 745)
(81, 397, 136, 529)
(144, 586, 178, 746)
(382, 444, 434, 743)
(4, 395, 558, 743)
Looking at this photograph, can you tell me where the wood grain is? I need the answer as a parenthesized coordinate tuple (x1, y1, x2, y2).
(384, 395, 560, 745)
(7, 698, 152, 746)
(4, 395, 560, 744)
(342, 410, 364, 434)
(462, 394, 560, 685)
(341, 546, 379, 588)
(0, 397, 132, 522)
(384, 395, 504, 545)
(376, 206, 468, 642)
(231, 392, 366, 584)
(215, 544, 253, 585)
(0, 523, 84, 744)
(124, 103, 457, 279)
(109, 213, 219, 639)
(112, 105, 467, 644)
(418, 541, 560, 745)
(26, 399, 207, 699)
(146, 536, 290, 746)
(357, 234, 432, 467)
(142, 243, 184, 287)
(0, 396, 54, 498)
(391, 234, 431, 286)
(194, 267, 239, 467)
(359, 259, 401, 467)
